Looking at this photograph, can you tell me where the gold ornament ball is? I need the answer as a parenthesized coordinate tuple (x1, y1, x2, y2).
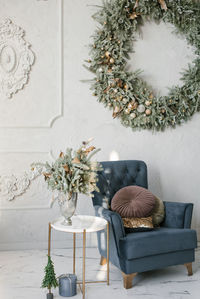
(145, 109, 151, 116)
(110, 57, 115, 64)
(137, 104, 145, 113)
(124, 84, 128, 90)
(101, 55, 104, 59)
(145, 100, 151, 106)
(130, 112, 136, 119)
(125, 108, 130, 114)
(161, 108, 166, 114)
(105, 51, 110, 58)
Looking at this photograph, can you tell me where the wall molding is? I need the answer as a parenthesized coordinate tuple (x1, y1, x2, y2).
(0, 151, 53, 209)
(49, 0, 64, 128)
(0, 204, 52, 211)
(0, 0, 64, 129)
(0, 18, 35, 99)
(0, 165, 43, 201)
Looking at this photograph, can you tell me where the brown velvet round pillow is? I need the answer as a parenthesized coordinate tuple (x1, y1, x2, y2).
(111, 186, 156, 218)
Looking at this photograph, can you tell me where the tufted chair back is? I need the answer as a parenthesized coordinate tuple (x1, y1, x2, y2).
(92, 160, 148, 207)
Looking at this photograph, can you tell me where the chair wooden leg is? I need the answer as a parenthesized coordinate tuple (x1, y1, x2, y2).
(122, 272, 137, 289)
(184, 263, 193, 276)
(100, 256, 107, 265)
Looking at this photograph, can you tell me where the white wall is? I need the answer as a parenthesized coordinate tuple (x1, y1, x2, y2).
(0, 0, 200, 250)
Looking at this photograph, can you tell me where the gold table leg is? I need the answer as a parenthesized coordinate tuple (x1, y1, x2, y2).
(107, 222, 109, 285)
(47, 223, 52, 294)
(74, 223, 110, 297)
(82, 229, 86, 299)
(73, 233, 76, 274)
(48, 223, 51, 257)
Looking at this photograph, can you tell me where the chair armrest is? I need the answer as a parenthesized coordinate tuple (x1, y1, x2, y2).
(94, 205, 125, 248)
(163, 201, 193, 229)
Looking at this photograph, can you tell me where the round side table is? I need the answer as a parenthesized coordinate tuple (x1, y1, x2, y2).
(48, 215, 109, 299)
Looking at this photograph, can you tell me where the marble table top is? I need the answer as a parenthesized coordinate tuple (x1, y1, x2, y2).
(51, 215, 107, 233)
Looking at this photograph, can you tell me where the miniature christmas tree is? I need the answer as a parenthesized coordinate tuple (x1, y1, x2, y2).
(42, 255, 58, 295)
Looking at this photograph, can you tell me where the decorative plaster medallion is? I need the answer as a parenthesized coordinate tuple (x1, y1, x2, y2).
(0, 18, 35, 98)
(0, 165, 43, 201)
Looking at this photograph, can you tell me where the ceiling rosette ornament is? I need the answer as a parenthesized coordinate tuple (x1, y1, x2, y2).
(0, 18, 35, 98)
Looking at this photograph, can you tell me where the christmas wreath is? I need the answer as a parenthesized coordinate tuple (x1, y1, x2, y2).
(86, 0, 200, 131)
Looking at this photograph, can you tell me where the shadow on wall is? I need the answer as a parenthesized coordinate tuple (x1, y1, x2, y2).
(148, 164, 162, 199)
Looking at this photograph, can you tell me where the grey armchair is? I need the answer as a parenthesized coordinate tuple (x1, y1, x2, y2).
(92, 160, 197, 289)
